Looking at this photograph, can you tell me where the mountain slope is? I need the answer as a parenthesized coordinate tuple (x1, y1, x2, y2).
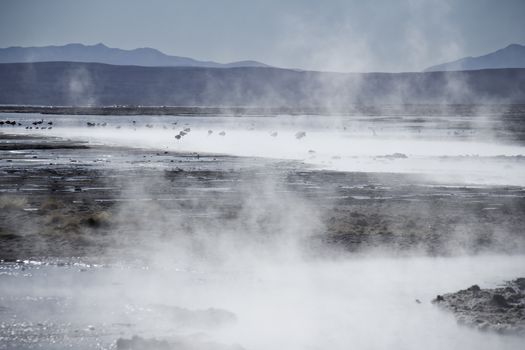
(425, 44, 525, 72)
(0, 62, 523, 107)
(0, 43, 269, 68)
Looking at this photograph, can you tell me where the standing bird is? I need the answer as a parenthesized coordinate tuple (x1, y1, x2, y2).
(295, 131, 306, 139)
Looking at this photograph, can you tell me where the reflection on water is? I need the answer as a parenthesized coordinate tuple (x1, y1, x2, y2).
(1, 255, 524, 350)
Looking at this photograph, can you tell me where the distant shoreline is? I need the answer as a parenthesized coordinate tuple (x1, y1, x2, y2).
(1, 104, 524, 117)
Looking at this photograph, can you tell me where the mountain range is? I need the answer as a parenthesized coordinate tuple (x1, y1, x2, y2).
(1, 42, 524, 72)
(0, 43, 269, 68)
(425, 44, 525, 72)
(0, 43, 523, 107)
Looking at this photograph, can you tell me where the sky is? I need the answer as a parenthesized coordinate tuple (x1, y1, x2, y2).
(0, 0, 523, 72)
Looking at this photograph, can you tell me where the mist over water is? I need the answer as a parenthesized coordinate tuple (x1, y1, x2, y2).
(1, 0, 524, 347)
(10, 112, 525, 185)
(2, 255, 525, 350)
(1, 110, 525, 349)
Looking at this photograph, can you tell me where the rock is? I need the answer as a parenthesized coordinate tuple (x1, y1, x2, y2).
(504, 287, 515, 293)
(467, 285, 481, 292)
(433, 278, 525, 335)
(515, 278, 525, 290)
(491, 294, 510, 308)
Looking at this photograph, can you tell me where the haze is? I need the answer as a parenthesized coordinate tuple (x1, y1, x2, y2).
(1, 0, 524, 72)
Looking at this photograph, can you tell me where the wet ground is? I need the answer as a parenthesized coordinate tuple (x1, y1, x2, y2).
(1, 131, 525, 259)
(1, 108, 525, 349)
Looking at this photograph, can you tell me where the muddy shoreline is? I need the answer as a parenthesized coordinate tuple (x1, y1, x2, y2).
(2, 132, 525, 261)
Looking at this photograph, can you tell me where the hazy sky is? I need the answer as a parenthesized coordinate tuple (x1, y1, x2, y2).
(0, 0, 523, 72)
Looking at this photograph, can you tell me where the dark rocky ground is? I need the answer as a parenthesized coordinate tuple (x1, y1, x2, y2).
(2, 132, 525, 261)
(1, 131, 525, 349)
(433, 278, 525, 335)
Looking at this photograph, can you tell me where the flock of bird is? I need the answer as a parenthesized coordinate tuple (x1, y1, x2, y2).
(81, 120, 308, 141)
(1, 117, 310, 141)
(1, 118, 326, 161)
(0, 120, 19, 126)
(0, 118, 53, 129)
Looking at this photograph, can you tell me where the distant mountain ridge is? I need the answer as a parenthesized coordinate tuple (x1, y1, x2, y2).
(425, 44, 525, 72)
(0, 43, 269, 68)
(0, 62, 523, 107)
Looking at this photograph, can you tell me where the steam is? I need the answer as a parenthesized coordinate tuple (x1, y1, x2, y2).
(13, 113, 525, 186)
(1, 2, 524, 349)
(66, 66, 97, 106)
(2, 110, 525, 349)
(275, 0, 465, 73)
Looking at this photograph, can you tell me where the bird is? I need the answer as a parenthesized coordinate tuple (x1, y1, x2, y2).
(295, 131, 306, 139)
